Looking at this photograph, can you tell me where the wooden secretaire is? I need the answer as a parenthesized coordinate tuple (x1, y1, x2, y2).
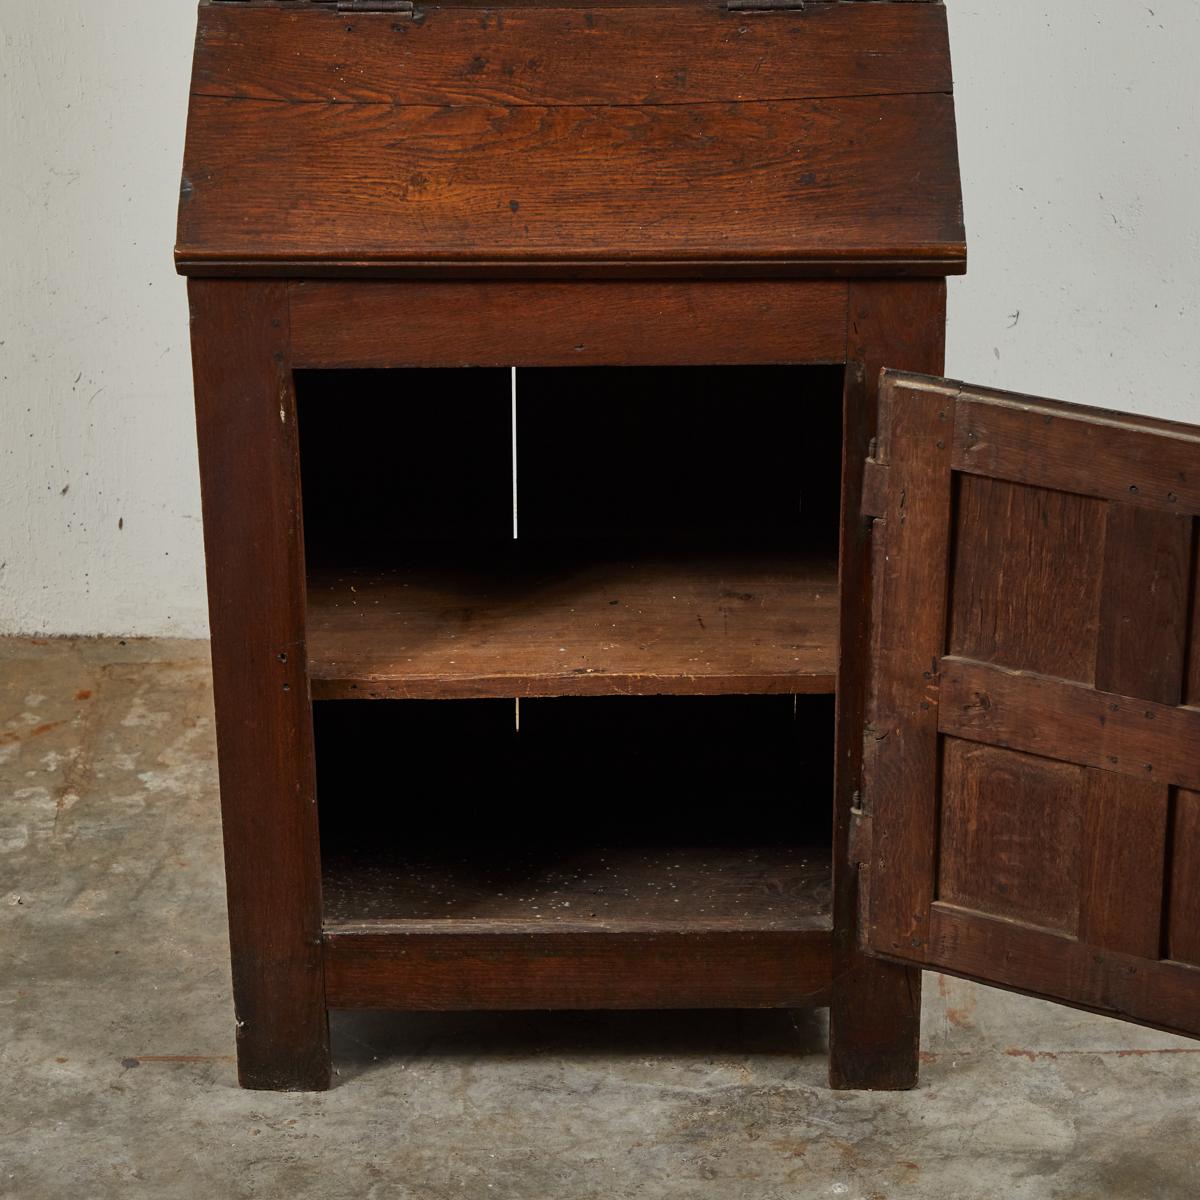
(178, 0, 1200, 1091)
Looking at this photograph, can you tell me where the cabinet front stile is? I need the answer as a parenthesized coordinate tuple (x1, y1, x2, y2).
(189, 280, 331, 1091)
(828, 279, 947, 1090)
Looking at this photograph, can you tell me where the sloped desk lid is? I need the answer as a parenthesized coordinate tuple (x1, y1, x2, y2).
(176, 0, 965, 278)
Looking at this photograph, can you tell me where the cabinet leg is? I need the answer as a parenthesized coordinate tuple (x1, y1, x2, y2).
(190, 280, 331, 1091)
(828, 934, 922, 1090)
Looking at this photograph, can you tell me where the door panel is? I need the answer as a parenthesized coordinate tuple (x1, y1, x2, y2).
(937, 739, 1085, 935)
(1169, 791, 1200, 966)
(859, 371, 1200, 1038)
(948, 475, 1106, 683)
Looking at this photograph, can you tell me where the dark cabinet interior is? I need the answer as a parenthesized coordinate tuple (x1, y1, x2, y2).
(298, 366, 842, 939)
(316, 695, 834, 929)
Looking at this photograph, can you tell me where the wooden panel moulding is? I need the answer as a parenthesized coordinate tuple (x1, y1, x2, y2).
(1095, 504, 1193, 704)
(1077, 769, 1168, 960)
(937, 740, 1085, 936)
(1168, 790, 1200, 966)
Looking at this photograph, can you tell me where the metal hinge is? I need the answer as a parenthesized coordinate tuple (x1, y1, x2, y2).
(848, 793, 873, 868)
(726, 0, 804, 10)
(212, 0, 417, 13)
(333, 0, 415, 11)
(861, 447, 889, 522)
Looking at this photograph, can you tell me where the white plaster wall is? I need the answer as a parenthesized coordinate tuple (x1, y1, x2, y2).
(1, 1, 1198, 637)
(946, 2, 1200, 412)
(1, 3, 203, 638)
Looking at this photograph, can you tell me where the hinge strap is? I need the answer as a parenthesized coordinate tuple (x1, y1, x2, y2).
(848, 797, 874, 868)
(861, 454, 889, 522)
(335, 1, 414, 12)
(212, 0, 417, 10)
(726, 0, 805, 10)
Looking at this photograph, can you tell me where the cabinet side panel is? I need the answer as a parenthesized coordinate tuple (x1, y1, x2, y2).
(189, 280, 330, 1091)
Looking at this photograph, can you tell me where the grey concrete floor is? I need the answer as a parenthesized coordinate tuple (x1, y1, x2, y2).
(2, 636, 1198, 1199)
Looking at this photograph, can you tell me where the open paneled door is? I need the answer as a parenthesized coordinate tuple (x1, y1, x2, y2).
(856, 371, 1200, 1038)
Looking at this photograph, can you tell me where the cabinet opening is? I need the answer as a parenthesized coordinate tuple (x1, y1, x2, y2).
(295, 364, 845, 700)
(316, 693, 834, 932)
(515, 365, 843, 555)
(298, 367, 513, 563)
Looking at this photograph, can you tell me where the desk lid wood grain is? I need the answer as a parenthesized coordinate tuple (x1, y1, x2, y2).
(176, 0, 964, 278)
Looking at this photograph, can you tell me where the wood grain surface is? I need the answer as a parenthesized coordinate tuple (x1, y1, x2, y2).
(953, 392, 1200, 514)
(324, 926, 834, 1010)
(860, 371, 1200, 1043)
(860, 373, 954, 957)
(827, 281, 945, 1090)
(307, 551, 838, 699)
(948, 475, 1106, 684)
(289, 279, 849, 367)
(192, 3, 950, 107)
(179, 90, 963, 276)
(189, 280, 331, 1091)
(193, 3, 952, 107)
(928, 906, 1200, 1042)
(179, 93, 962, 273)
(179, 3, 961, 276)
(1168, 789, 1200, 966)
(1095, 504, 1193, 703)
(939, 657, 1200, 793)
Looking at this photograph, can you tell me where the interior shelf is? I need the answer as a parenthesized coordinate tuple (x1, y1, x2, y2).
(322, 842, 833, 933)
(307, 548, 838, 700)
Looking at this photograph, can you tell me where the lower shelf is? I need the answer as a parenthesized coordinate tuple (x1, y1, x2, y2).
(324, 842, 831, 929)
(321, 843, 833, 1011)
